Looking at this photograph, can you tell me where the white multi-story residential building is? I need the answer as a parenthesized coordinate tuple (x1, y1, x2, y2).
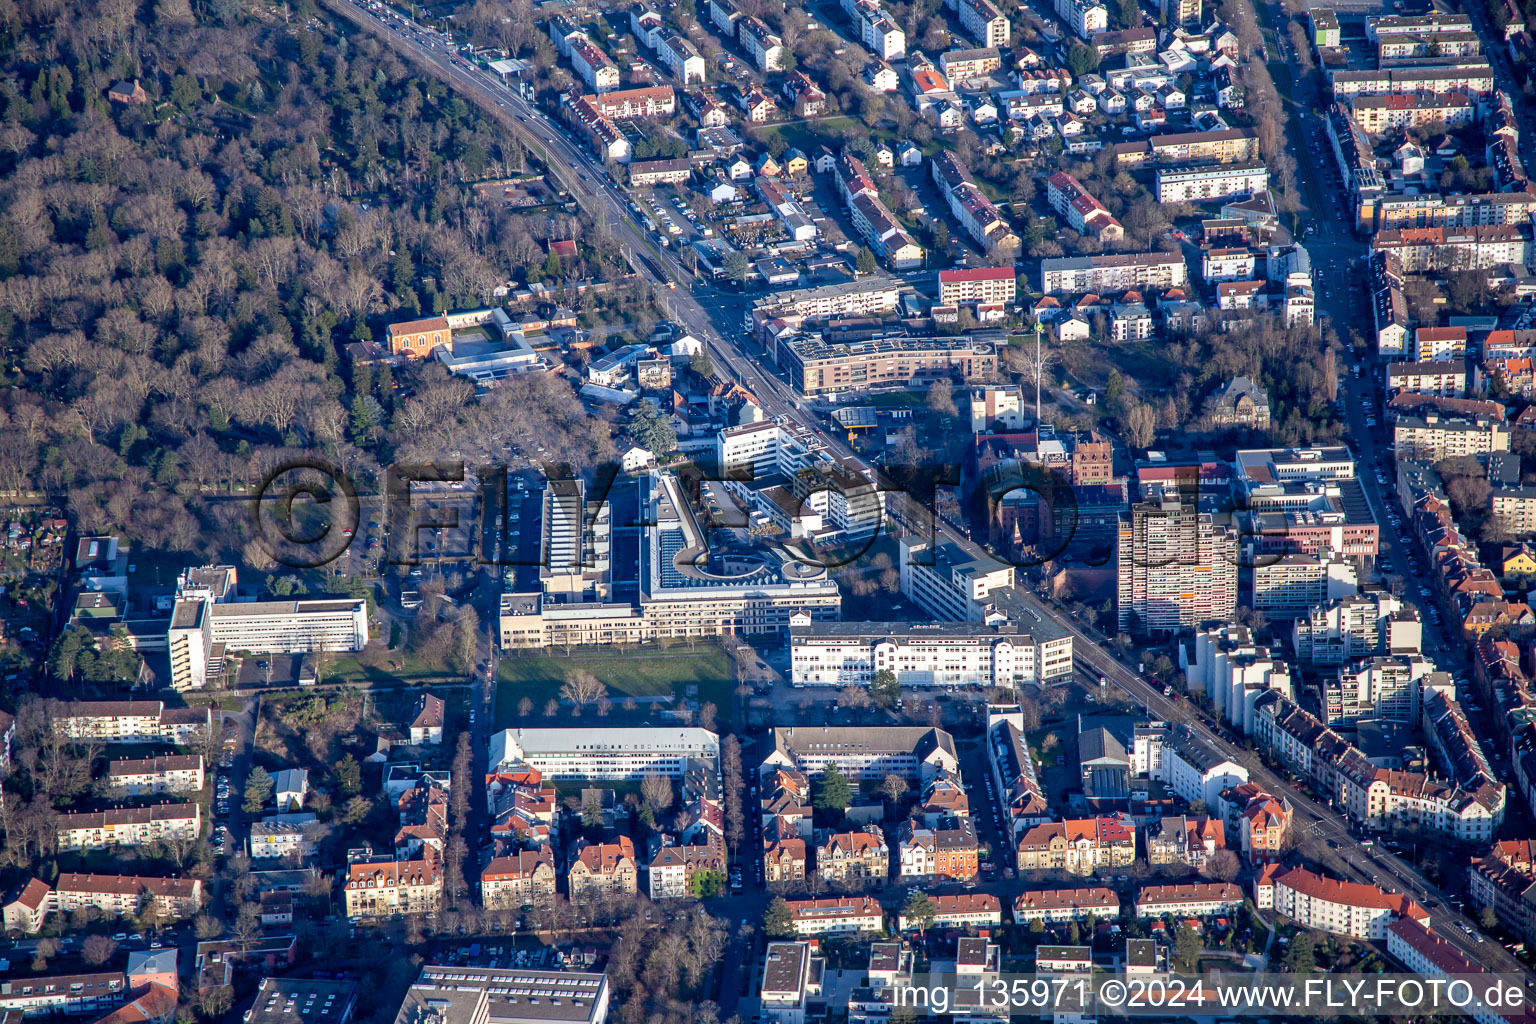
(739, 17, 786, 71)
(1386, 917, 1514, 1024)
(1134, 882, 1244, 918)
(1491, 487, 1536, 534)
(1055, 0, 1108, 37)
(1372, 224, 1531, 272)
(1329, 61, 1493, 98)
(1160, 734, 1249, 807)
(1324, 655, 1436, 726)
(1347, 92, 1475, 133)
(1394, 413, 1510, 461)
(789, 621, 1072, 688)
(1012, 887, 1120, 924)
(958, 0, 1010, 45)
(751, 279, 904, 327)
(1264, 867, 1429, 939)
(899, 539, 1015, 623)
(1251, 551, 1358, 617)
(902, 893, 1003, 930)
(106, 754, 205, 795)
(857, 7, 906, 59)
(761, 725, 958, 783)
(1156, 163, 1270, 203)
(583, 85, 676, 119)
(1117, 499, 1239, 635)
(1292, 593, 1421, 665)
(970, 385, 1028, 432)
(56, 804, 201, 851)
(1040, 252, 1188, 294)
(0, 973, 127, 1017)
(1181, 624, 1294, 736)
(937, 47, 1002, 81)
(249, 813, 320, 861)
(53, 873, 202, 920)
(489, 727, 720, 780)
(656, 32, 706, 84)
(1201, 248, 1258, 282)
(783, 895, 885, 936)
(569, 37, 620, 92)
(1364, 11, 1473, 40)
(938, 267, 1017, 306)
(54, 701, 211, 745)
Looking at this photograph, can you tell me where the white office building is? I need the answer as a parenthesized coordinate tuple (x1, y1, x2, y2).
(168, 566, 367, 690)
(898, 539, 1015, 622)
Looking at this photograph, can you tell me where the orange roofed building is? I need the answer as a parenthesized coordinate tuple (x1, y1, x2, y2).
(386, 315, 451, 359)
(567, 837, 638, 901)
(343, 856, 442, 920)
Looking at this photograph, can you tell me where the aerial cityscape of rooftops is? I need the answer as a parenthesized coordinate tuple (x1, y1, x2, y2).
(14, 0, 1536, 1018)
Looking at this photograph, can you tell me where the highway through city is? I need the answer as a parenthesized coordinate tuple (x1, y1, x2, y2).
(327, 0, 1531, 981)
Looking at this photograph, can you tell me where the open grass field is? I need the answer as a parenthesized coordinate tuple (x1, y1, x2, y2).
(493, 644, 733, 727)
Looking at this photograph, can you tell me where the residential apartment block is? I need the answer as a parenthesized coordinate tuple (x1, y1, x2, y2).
(781, 335, 996, 398)
(1155, 163, 1270, 203)
(105, 754, 205, 795)
(788, 621, 1073, 688)
(1261, 866, 1428, 940)
(1012, 887, 1120, 924)
(55, 804, 200, 851)
(1134, 882, 1244, 918)
(480, 848, 557, 909)
(783, 895, 885, 936)
(53, 701, 211, 745)
(1015, 817, 1136, 874)
(1117, 499, 1239, 635)
(52, 873, 202, 920)
(1040, 252, 1189, 294)
(937, 266, 1018, 306)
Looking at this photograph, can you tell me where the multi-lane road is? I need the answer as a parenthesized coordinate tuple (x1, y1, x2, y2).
(327, 0, 1530, 979)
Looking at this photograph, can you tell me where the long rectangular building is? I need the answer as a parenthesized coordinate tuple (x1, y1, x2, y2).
(392, 965, 610, 1024)
(106, 754, 205, 794)
(54, 701, 211, 745)
(53, 873, 202, 919)
(169, 591, 368, 691)
(1155, 163, 1269, 203)
(1040, 252, 1188, 294)
(1114, 128, 1260, 168)
(781, 335, 996, 398)
(55, 803, 201, 851)
(761, 726, 958, 782)
(488, 727, 720, 780)
(1346, 92, 1475, 133)
(1329, 61, 1494, 98)
(789, 620, 1072, 687)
